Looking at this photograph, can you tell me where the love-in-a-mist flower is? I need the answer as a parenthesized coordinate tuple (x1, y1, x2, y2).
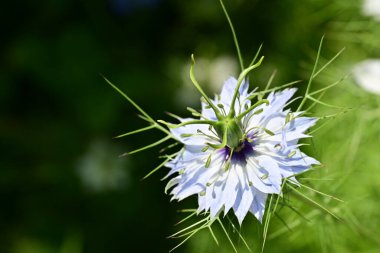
(163, 57, 319, 224)
(352, 59, 380, 95)
(362, 0, 380, 22)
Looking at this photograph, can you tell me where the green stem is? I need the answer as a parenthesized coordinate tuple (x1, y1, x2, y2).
(219, 0, 244, 71)
(228, 57, 264, 117)
(142, 152, 177, 180)
(190, 55, 223, 120)
(207, 126, 227, 149)
(104, 76, 171, 136)
(287, 184, 341, 221)
(248, 43, 263, 67)
(297, 36, 324, 112)
(114, 125, 156, 139)
(237, 99, 269, 120)
(126, 136, 171, 155)
(157, 119, 217, 129)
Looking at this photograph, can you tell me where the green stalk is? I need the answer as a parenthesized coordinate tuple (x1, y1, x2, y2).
(219, 0, 244, 71)
(228, 57, 264, 118)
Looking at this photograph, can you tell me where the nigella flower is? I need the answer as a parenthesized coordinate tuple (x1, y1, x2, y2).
(362, 0, 380, 22)
(352, 59, 380, 95)
(105, 31, 343, 251)
(164, 72, 319, 224)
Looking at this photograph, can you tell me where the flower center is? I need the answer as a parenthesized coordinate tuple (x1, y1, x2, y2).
(214, 117, 244, 149)
(224, 138, 254, 163)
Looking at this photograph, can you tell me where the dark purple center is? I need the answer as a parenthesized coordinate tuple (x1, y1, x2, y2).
(223, 139, 254, 163)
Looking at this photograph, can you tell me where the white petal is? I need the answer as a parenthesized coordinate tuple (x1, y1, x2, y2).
(201, 100, 218, 120)
(198, 193, 206, 213)
(202, 185, 213, 212)
(209, 180, 226, 217)
(265, 88, 297, 114)
(233, 186, 253, 224)
(289, 117, 318, 133)
(171, 118, 217, 146)
(277, 150, 320, 167)
(280, 164, 314, 176)
(256, 155, 282, 193)
(264, 116, 317, 144)
(246, 157, 281, 194)
(165, 177, 180, 194)
(266, 132, 310, 143)
(249, 189, 268, 222)
(164, 147, 204, 177)
(218, 77, 251, 116)
(220, 77, 249, 104)
(262, 112, 286, 133)
(245, 89, 296, 131)
(203, 170, 226, 213)
(222, 168, 239, 214)
(173, 153, 225, 200)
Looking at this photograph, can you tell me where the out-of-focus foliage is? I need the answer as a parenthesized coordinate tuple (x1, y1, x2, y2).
(1, 0, 380, 252)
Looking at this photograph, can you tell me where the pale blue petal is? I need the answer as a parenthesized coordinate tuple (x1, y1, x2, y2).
(219, 77, 251, 116)
(197, 194, 206, 213)
(165, 177, 180, 194)
(231, 161, 254, 223)
(233, 186, 253, 225)
(208, 170, 229, 217)
(201, 77, 251, 120)
(277, 150, 320, 167)
(266, 88, 297, 114)
(279, 165, 311, 176)
(245, 88, 297, 131)
(222, 167, 239, 214)
(201, 100, 218, 120)
(209, 180, 226, 218)
(262, 112, 286, 133)
(288, 117, 318, 133)
(245, 158, 276, 194)
(266, 131, 310, 143)
(246, 156, 281, 194)
(171, 118, 216, 146)
(173, 153, 225, 199)
(164, 147, 208, 179)
(256, 155, 282, 193)
(249, 189, 267, 222)
(220, 77, 249, 104)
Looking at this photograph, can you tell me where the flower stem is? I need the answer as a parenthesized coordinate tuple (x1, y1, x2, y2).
(219, 0, 244, 71)
(237, 99, 269, 120)
(157, 119, 217, 129)
(297, 36, 324, 112)
(228, 56, 264, 118)
(190, 55, 223, 120)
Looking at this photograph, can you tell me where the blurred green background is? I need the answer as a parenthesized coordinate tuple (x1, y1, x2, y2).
(2, 0, 380, 252)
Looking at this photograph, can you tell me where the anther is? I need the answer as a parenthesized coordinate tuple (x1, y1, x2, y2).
(201, 146, 209, 152)
(288, 150, 296, 158)
(205, 154, 212, 168)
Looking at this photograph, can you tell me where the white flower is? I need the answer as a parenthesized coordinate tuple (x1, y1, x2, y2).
(77, 140, 129, 192)
(362, 0, 380, 21)
(352, 59, 380, 95)
(164, 77, 319, 224)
